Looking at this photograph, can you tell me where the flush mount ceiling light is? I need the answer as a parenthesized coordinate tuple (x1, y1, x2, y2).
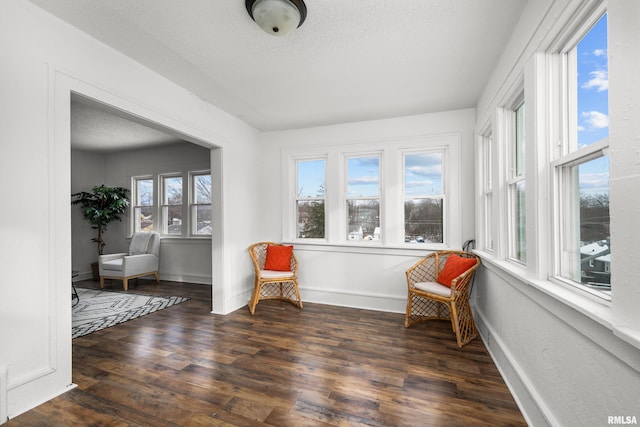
(246, 0, 307, 36)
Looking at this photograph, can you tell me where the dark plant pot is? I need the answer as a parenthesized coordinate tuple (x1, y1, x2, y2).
(91, 262, 100, 281)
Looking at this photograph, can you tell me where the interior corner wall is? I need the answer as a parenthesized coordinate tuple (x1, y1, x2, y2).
(71, 149, 106, 279)
(258, 109, 477, 313)
(0, 0, 261, 419)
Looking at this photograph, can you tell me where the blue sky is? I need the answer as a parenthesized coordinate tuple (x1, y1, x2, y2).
(577, 13, 609, 196)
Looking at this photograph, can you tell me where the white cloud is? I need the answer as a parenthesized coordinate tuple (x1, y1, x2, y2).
(406, 165, 441, 177)
(348, 176, 379, 185)
(582, 69, 608, 92)
(405, 180, 433, 188)
(581, 111, 609, 129)
(593, 49, 606, 57)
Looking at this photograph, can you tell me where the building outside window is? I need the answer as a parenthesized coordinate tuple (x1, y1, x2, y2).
(403, 151, 444, 244)
(132, 177, 154, 232)
(296, 158, 326, 239)
(346, 155, 381, 241)
(553, 9, 610, 296)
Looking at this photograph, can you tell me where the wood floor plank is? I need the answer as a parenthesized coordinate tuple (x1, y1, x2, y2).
(6, 279, 526, 426)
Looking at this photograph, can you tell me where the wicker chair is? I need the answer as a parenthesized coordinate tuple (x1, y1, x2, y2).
(405, 250, 480, 348)
(247, 242, 303, 315)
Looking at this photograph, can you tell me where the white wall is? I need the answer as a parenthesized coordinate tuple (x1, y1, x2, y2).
(71, 149, 105, 278)
(473, 0, 640, 425)
(259, 109, 477, 312)
(71, 143, 213, 285)
(0, 0, 261, 420)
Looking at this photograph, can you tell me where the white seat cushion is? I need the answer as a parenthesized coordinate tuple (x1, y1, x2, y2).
(260, 269, 294, 279)
(414, 281, 451, 297)
(102, 258, 123, 271)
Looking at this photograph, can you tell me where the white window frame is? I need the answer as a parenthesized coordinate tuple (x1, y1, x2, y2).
(344, 152, 382, 243)
(282, 134, 461, 250)
(293, 156, 328, 241)
(549, 3, 610, 300)
(132, 175, 154, 233)
(480, 129, 494, 252)
(160, 173, 184, 236)
(506, 97, 527, 264)
(189, 171, 212, 237)
(402, 148, 447, 246)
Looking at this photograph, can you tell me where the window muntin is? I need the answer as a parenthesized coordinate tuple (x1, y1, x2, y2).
(190, 172, 212, 236)
(161, 175, 183, 236)
(346, 156, 380, 241)
(296, 159, 326, 239)
(133, 177, 154, 232)
(508, 101, 526, 263)
(554, 10, 610, 296)
(403, 152, 444, 244)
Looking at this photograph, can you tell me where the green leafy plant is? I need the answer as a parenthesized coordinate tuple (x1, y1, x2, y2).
(71, 185, 130, 256)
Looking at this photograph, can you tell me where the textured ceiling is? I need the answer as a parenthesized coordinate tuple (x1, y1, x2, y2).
(71, 98, 185, 152)
(30, 0, 526, 150)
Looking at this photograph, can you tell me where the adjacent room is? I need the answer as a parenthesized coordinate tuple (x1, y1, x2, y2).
(1, 0, 639, 426)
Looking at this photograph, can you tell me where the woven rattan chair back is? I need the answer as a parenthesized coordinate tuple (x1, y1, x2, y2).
(247, 242, 303, 315)
(404, 250, 480, 348)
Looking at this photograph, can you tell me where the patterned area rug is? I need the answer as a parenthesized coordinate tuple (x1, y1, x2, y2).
(72, 287, 189, 339)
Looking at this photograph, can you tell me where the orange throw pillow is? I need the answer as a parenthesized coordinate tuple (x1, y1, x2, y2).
(436, 254, 476, 288)
(264, 245, 293, 271)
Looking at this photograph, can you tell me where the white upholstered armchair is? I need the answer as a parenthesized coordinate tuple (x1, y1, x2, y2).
(99, 231, 160, 291)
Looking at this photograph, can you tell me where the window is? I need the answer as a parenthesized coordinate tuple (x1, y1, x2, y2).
(346, 155, 380, 241)
(508, 100, 526, 263)
(161, 175, 182, 235)
(133, 177, 154, 232)
(284, 135, 460, 248)
(403, 151, 444, 244)
(191, 172, 212, 235)
(131, 169, 211, 238)
(296, 159, 326, 239)
(553, 10, 610, 296)
(481, 130, 494, 251)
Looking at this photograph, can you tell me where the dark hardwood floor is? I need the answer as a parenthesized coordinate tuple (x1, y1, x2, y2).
(8, 279, 526, 426)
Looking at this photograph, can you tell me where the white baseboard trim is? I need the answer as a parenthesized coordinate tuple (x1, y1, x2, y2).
(474, 309, 557, 427)
(159, 273, 211, 285)
(72, 271, 211, 286)
(300, 286, 406, 313)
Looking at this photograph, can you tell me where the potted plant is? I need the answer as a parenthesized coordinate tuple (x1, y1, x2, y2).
(71, 185, 130, 279)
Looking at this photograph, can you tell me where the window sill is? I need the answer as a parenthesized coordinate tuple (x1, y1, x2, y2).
(475, 251, 640, 351)
(284, 240, 450, 257)
(127, 235, 211, 243)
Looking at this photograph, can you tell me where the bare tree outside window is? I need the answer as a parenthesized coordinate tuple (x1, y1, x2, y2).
(191, 173, 212, 235)
(296, 159, 325, 239)
(404, 152, 444, 244)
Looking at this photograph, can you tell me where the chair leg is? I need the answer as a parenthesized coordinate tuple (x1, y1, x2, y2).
(449, 303, 463, 348)
(404, 294, 413, 327)
(154, 272, 160, 284)
(123, 278, 129, 291)
(293, 281, 303, 309)
(248, 281, 261, 315)
(100, 276, 105, 289)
